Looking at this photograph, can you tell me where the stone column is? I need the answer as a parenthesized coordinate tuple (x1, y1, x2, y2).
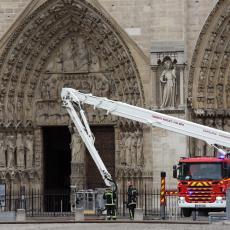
(151, 66, 158, 109)
(178, 65, 185, 109)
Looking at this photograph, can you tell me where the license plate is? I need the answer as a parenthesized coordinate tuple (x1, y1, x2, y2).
(195, 204, 206, 208)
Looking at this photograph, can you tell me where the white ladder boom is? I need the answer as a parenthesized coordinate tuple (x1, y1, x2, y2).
(61, 88, 230, 149)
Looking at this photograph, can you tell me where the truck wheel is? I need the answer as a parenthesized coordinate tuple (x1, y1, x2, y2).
(182, 208, 192, 217)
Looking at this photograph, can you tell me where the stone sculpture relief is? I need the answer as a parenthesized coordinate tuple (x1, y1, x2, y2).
(118, 126, 144, 168)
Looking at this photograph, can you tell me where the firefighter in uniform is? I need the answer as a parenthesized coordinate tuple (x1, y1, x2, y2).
(103, 187, 116, 220)
(127, 183, 138, 220)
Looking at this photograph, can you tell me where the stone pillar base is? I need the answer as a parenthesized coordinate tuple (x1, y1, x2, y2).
(16, 209, 26, 221)
(134, 208, 143, 221)
(75, 208, 84, 221)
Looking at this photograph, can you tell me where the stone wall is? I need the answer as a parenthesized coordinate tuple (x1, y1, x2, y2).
(0, 0, 218, 67)
(0, 0, 30, 39)
(97, 0, 217, 67)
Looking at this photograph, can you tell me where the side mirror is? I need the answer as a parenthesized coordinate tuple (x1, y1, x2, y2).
(173, 165, 177, 179)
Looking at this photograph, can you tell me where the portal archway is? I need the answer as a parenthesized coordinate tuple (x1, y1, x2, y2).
(188, 0, 230, 156)
(0, 0, 145, 194)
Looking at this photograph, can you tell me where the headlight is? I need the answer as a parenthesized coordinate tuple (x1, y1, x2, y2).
(216, 196, 222, 201)
(179, 197, 185, 201)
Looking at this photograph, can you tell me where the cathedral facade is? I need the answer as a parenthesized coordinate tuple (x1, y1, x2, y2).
(0, 0, 228, 198)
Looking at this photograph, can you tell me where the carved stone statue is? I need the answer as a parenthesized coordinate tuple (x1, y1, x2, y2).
(224, 118, 230, 132)
(16, 133, 25, 169)
(160, 57, 177, 108)
(70, 129, 84, 163)
(25, 134, 34, 169)
(136, 129, 143, 166)
(215, 118, 223, 130)
(130, 132, 137, 166)
(0, 133, 6, 167)
(6, 134, 15, 168)
(124, 132, 132, 166)
(119, 132, 126, 165)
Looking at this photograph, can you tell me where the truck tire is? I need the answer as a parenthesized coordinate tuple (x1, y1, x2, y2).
(182, 208, 192, 217)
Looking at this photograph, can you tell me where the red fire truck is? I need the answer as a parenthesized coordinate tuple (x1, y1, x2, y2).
(173, 154, 230, 217)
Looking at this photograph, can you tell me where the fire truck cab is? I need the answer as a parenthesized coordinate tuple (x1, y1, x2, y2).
(174, 154, 230, 217)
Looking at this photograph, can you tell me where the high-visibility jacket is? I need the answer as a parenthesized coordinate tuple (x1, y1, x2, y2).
(103, 191, 116, 205)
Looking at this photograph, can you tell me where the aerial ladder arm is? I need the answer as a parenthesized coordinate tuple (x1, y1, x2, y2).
(61, 88, 230, 151)
(62, 93, 116, 189)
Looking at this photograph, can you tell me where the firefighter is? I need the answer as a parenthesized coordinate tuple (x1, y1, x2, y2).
(127, 183, 138, 220)
(103, 187, 116, 220)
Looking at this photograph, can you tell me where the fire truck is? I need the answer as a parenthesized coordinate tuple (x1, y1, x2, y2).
(173, 154, 230, 217)
(61, 88, 230, 216)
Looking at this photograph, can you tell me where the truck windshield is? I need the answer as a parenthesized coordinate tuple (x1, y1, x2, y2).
(180, 162, 222, 180)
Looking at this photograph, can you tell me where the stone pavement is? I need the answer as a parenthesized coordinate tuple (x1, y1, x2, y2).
(0, 222, 229, 230)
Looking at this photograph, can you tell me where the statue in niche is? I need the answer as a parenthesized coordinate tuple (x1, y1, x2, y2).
(16, 133, 25, 169)
(0, 133, 6, 167)
(17, 98, 23, 121)
(40, 80, 49, 99)
(47, 77, 57, 99)
(25, 96, 33, 121)
(89, 49, 100, 72)
(7, 97, 14, 122)
(160, 56, 177, 108)
(224, 119, 230, 132)
(136, 129, 143, 166)
(6, 133, 15, 168)
(130, 132, 137, 166)
(0, 98, 4, 119)
(215, 118, 223, 130)
(119, 131, 126, 165)
(70, 128, 84, 163)
(25, 133, 33, 169)
(124, 131, 132, 166)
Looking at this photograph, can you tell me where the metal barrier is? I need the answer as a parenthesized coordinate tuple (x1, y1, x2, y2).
(0, 188, 180, 219)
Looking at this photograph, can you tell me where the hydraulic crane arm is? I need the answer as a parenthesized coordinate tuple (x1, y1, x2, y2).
(61, 88, 230, 150)
(61, 91, 116, 188)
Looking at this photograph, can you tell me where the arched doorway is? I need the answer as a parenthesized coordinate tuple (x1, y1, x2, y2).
(0, 0, 145, 197)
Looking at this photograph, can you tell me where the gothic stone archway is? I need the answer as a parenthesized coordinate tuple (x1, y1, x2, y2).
(0, 0, 145, 195)
(188, 0, 230, 156)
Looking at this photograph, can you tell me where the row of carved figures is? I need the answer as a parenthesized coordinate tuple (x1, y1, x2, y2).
(0, 132, 34, 169)
(119, 129, 144, 167)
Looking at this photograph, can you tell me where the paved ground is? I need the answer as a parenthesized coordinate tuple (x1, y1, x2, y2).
(0, 222, 229, 230)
